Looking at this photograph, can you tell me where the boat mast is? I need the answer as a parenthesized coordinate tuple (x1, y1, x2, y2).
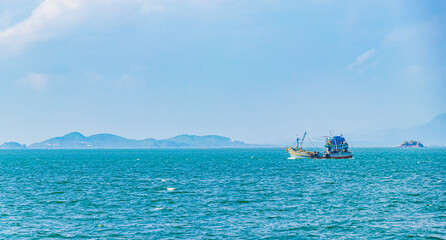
(295, 134, 299, 148)
(300, 131, 307, 149)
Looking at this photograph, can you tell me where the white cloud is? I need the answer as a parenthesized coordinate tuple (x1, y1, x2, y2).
(0, 0, 164, 54)
(0, 0, 88, 52)
(347, 49, 376, 70)
(18, 73, 49, 91)
(0, 0, 230, 54)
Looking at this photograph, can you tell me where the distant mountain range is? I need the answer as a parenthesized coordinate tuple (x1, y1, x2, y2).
(350, 113, 446, 147)
(1, 112, 445, 149)
(0, 133, 253, 149)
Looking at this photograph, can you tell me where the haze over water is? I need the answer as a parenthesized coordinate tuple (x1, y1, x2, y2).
(1, 148, 445, 239)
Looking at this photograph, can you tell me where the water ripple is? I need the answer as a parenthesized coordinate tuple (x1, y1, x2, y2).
(0, 148, 445, 239)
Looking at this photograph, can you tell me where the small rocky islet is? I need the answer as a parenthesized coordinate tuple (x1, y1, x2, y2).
(398, 140, 424, 148)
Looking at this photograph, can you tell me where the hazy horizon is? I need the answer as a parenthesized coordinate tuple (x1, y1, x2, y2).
(1, 111, 444, 147)
(1, 0, 445, 145)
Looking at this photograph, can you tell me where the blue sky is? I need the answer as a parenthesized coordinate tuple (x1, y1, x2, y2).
(0, 0, 445, 145)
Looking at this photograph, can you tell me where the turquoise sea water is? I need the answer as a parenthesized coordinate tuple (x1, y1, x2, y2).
(0, 148, 445, 239)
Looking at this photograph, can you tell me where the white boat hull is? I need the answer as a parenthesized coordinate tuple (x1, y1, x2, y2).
(287, 148, 319, 159)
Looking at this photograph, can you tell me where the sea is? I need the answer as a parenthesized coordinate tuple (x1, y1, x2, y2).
(0, 148, 445, 239)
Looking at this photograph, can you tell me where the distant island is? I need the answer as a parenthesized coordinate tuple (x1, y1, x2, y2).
(0, 132, 256, 149)
(350, 112, 446, 147)
(0, 142, 27, 149)
(398, 140, 424, 148)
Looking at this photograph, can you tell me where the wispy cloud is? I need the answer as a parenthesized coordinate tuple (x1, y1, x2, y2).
(80, 72, 147, 91)
(0, 0, 230, 54)
(347, 49, 376, 70)
(383, 22, 436, 47)
(18, 73, 49, 91)
(0, 0, 163, 54)
(382, 21, 439, 62)
(0, 0, 88, 53)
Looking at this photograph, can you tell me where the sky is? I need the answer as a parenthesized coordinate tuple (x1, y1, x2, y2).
(0, 0, 445, 145)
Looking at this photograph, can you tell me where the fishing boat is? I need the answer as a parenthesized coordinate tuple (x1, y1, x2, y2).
(323, 135, 353, 159)
(286, 132, 322, 159)
(286, 132, 353, 159)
